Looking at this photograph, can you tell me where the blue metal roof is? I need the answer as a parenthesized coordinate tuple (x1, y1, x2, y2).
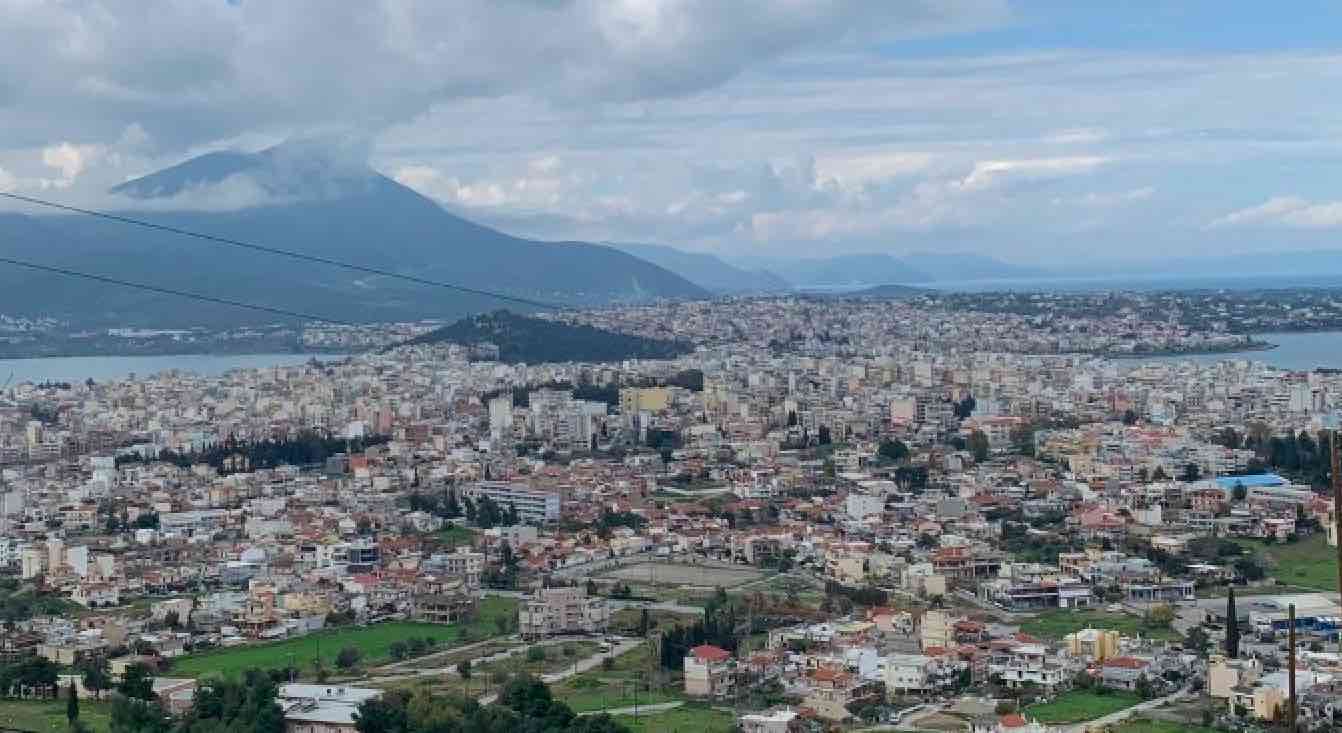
(1215, 473, 1288, 488)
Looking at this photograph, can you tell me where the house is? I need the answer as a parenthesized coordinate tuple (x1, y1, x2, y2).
(684, 644, 734, 698)
(801, 665, 883, 722)
(277, 684, 382, 733)
(1100, 656, 1151, 691)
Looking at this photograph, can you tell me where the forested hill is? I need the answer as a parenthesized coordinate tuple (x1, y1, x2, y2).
(407, 310, 693, 364)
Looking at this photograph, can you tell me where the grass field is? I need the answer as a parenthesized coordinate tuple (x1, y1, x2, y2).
(1026, 690, 1141, 724)
(551, 643, 683, 713)
(1019, 609, 1179, 641)
(173, 596, 517, 679)
(1236, 534, 1337, 591)
(613, 703, 735, 733)
(0, 699, 112, 733)
(437, 524, 479, 547)
(1111, 718, 1217, 733)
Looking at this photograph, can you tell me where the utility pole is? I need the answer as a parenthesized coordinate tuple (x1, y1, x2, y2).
(1331, 430, 1342, 620)
(1288, 603, 1297, 732)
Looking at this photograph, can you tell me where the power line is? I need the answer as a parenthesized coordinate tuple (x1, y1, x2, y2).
(0, 191, 566, 311)
(0, 255, 353, 325)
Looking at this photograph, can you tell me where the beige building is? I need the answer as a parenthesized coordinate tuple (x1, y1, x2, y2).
(1208, 655, 1260, 701)
(1063, 628, 1120, 662)
(684, 644, 734, 698)
(518, 586, 609, 639)
(920, 610, 955, 651)
(619, 387, 669, 415)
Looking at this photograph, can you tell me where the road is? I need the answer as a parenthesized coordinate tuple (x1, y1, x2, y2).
(1062, 688, 1192, 733)
(577, 701, 684, 717)
(480, 585, 703, 612)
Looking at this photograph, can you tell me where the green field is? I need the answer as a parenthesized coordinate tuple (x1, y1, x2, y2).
(613, 703, 735, 733)
(551, 643, 682, 713)
(0, 699, 112, 733)
(1236, 534, 1337, 591)
(437, 524, 479, 546)
(1019, 609, 1179, 641)
(173, 596, 517, 679)
(1111, 718, 1217, 733)
(1026, 690, 1141, 724)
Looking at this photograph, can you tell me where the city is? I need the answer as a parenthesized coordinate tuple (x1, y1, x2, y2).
(5, 3, 1342, 733)
(3, 294, 1342, 732)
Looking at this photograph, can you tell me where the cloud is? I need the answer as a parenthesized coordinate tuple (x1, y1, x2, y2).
(0, 166, 14, 193)
(41, 142, 104, 182)
(959, 156, 1112, 190)
(0, 0, 1006, 150)
(1209, 196, 1342, 229)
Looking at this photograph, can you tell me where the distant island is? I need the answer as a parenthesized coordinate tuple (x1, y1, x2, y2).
(406, 310, 693, 364)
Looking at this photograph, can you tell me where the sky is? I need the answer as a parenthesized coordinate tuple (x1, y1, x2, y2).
(2, 1, 1342, 265)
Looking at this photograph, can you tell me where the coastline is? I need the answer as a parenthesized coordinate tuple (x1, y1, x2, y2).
(1102, 340, 1277, 360)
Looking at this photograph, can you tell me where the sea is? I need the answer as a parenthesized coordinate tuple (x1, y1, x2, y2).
(0, 353, 346, 385)
(1130, 331, 1342, 371)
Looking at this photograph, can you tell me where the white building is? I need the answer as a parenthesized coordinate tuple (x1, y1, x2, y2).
(462, 482, 561, 523)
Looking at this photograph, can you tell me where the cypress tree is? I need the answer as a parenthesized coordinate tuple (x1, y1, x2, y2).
(66, 681, 79, 723)
(1225, 586, 1240, 658)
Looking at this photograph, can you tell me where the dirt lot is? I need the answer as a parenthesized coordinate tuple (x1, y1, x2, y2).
(598, 561, 763, 587)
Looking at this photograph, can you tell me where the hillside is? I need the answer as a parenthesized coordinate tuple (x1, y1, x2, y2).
(407, 310, 693, 364)
(761, 253, 932, 288)
(0, 144, 707, 327)
(612, 243, 788, 293)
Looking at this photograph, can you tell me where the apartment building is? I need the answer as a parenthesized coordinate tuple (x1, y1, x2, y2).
(462, 482, 561, 524)
(518, 586, 609, 639)
(684, 644, 734, 698)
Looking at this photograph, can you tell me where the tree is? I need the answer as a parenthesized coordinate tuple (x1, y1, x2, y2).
(817, 425, 832, 445)
(444, 489, 463, 519)
(389, 641, 409, 661)
(1180, 463, 1202, 482)
(968, 430, 990, 462)
(118, 663, 154, 701)
(178, 671, 284, 733)
(353, 696, 410, 733)
(1134, 673, 1153, 700)
(457, 659, 472, 682)
(1185, 626, 1211, 656)
(80, 657, 111, 700)
(1145, 604, 1175, 630)
(1225, 586, 1240, 659)
(336, 646, 362, 670)
(638, 609, 651, 636)
(1152, 466, 1169, 481)
(66, 680, 79, 724)
(110, 697, 169, 733)
(162, 610, 180, 629)
(1122, 409, 1139, 426)
(877, 439, 909, 463)
(1232, 481, 1247, 501)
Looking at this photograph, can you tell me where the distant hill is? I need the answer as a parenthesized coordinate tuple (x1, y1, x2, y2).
(612, 243, 788, 293)
(770, 254, 932, 288)
(901, 252, 1047, 281)
(846, 283, 929, 299)
(0, 144, 707, 327)
(407, 310, 693, 363)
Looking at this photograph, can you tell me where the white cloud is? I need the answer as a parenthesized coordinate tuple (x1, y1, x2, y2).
(41, 142, 103, 182)
(1209, 196, 1342, 229)
(0, 166, 14, 192)
(959, 156, 1111, 190)
(813, 151, 935, 190)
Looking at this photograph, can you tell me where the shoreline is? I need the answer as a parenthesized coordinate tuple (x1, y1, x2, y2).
(0, 348, 354, 362)
(1102, 340, 1276, 360)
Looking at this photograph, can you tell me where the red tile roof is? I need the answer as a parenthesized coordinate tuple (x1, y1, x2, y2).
(689, 644, 731, 663)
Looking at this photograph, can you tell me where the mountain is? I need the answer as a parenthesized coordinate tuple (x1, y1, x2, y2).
(611, 243, 788, 293)
(0, 144, 707, 327)
(407, 310, 692, 364)
(769, 254, 932, 288)
(901, 252, 1048, 281)
(846, 283, 929, 299)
